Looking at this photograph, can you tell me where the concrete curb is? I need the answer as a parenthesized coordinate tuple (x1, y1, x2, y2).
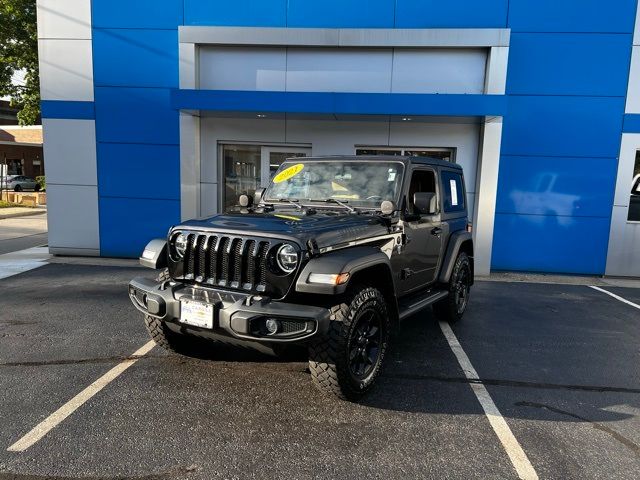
(0, 209, 47, 220)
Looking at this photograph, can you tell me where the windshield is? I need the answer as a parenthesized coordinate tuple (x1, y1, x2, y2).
(264, 160, 405, 208)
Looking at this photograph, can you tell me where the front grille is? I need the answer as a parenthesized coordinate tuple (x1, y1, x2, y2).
(180, 233, 271, 293)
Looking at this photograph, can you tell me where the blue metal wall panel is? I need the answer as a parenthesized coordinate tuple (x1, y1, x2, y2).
(41, 101, 95, 120)
(93, 29, 179, 88)
(495, 156, 618, 218)
(507, 33, 632, 96)
(184, 0, 286, 26)
(491, 214, 610, 274)
(287, 0, 394, 28)
(171, 90, 507, 116)
(508, 0, 637, 33)
(92, 0, 183, 29)
(395, 0, 508, 28)
(97, 144, 180, 200)
(623, 114, 640, 133)
(99, 197, 180, 258)
(94, 87, 179, 145)
(501, 96, 626, 158)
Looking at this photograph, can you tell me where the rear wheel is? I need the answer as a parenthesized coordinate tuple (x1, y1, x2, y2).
(308, 286, 390, 401)
(433, 252, 472, 323)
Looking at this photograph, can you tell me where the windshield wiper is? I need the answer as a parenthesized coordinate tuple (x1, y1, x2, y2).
(277, 198, 303, 210)
(323, 198, 356, 213)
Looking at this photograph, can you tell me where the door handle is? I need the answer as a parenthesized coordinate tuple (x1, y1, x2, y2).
(431, 227, 442, 236)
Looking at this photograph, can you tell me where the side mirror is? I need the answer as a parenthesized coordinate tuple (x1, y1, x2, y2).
(413, 192, 437, 215)
(238, 194, 253, 208)
(254, 187, 266, 204)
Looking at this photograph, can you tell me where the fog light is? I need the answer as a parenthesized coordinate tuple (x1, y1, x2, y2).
(265, 318, 280, 335)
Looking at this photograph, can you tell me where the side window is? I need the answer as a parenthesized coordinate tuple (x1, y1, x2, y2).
(407, 170, 436, 214)
(441, 170, 465, 213)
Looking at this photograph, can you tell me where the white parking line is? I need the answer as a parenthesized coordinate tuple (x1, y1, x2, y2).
(7, 340, 155, 452)
(439, 321, 538, 480)
(589, 286, 640, 310)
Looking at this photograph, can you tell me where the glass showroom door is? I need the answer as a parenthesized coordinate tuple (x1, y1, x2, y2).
(221, 144, 311, 211)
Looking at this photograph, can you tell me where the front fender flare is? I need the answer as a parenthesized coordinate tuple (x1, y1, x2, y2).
(296, 246, 393, 295)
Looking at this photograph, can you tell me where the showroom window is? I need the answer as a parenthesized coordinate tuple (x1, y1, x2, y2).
(628, 150, 640, 222)
(221, 144, 310, 210)
(356, 146, 455, 162)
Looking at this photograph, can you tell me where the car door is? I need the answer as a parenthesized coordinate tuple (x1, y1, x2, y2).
(395, 167, 443, 295)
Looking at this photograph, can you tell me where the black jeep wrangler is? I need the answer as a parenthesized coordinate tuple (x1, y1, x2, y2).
(129, 156, 473, 401)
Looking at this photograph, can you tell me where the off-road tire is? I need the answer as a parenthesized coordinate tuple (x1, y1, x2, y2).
(308, 286, 390, 401)
(143, 268, 187, 354)
(433, 252, 472, 323)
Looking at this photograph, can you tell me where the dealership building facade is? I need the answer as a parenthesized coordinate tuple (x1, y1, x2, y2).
(37, 0, 640, 276)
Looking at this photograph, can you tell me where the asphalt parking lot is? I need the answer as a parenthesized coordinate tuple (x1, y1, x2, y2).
(0, 263, 639, 479)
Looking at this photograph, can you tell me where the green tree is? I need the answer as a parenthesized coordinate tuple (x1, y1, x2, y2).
(0, 0, 39, 125)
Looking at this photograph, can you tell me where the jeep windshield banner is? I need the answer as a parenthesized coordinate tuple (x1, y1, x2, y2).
(265, 160, 405, 208)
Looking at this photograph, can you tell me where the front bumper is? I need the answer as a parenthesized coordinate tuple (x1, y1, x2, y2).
(128, 277, 330, 343)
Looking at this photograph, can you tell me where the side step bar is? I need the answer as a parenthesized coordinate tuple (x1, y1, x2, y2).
(398, 290, 448, 321)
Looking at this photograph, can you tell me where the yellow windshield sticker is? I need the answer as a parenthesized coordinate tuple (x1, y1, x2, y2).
(273, 163, 304, 183)
(274, 214, 301, 221)
(331, 181, 349, 192)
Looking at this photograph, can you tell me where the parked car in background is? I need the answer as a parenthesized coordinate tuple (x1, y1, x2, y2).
(0, 175, 41, 192)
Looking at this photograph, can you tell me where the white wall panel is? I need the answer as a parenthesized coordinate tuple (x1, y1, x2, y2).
(37, 0, 91, 39)
(626, 46, 640, 113)
(606, 206, 640, 276)
(47, 184, 100, 251)
(286, 48, 392, 93)
(606, 133, 640, 276)
(200, 183, 219, 217)
(42, 119, 97, 186)
(38, 39, 94, 101)
(286, 119, 389, 154)
(199, 47, 488, 95)
(199, 47, 286, 91)
(391, 49, 486, 94)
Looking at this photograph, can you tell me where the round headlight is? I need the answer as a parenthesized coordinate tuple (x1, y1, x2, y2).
(173, 232, 188, 259)
(276, 244, 298, 273)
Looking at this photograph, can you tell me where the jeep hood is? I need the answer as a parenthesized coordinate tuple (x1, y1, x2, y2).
(177, 211, 390, 250)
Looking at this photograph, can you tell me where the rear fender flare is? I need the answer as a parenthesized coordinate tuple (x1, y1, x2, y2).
(438, 231, 473, 285)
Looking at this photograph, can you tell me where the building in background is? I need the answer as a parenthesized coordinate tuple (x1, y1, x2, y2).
(36, 0, 640, 277)
(0, 125, 44, 178)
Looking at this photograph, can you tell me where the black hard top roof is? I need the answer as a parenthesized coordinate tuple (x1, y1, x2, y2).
(288, 155, 462, 170)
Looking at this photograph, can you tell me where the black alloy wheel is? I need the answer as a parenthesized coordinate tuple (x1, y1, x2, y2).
(433, 251, 472, 323)
(348, 308, 383, 380)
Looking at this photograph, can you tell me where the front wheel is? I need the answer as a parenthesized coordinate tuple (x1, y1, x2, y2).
(433, 252, 472, 323)
(308, 286, 390, 401)
(143, 268, 189, 354)
(14, 184, 22, 192)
